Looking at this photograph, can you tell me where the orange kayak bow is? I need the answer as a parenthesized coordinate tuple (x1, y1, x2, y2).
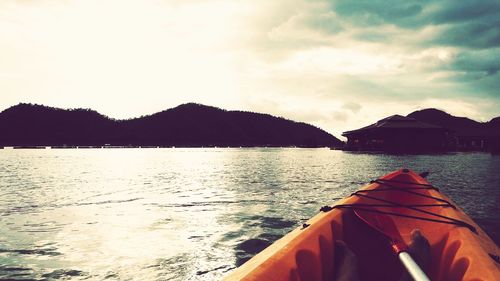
(223, 169, 499, 281)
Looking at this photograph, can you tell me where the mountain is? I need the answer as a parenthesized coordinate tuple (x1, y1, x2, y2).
(489, 117, 500, 124)
(407, 108, 499, 137)
(0, 103, 116, 146)
(0, 103, 343, 148)
(487, 117, 500, 131)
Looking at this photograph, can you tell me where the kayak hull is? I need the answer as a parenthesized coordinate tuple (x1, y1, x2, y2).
(223, 169, 499, 281)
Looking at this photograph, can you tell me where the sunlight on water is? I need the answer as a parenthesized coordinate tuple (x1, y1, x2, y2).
(0, 148, 499, 280)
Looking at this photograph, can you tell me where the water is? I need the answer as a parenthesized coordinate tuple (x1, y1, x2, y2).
(0, 148, 499, 280)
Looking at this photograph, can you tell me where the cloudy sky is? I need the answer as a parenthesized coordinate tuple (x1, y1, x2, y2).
(1, 0, 499, 138)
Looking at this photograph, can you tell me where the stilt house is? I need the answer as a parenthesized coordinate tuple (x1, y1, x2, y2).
(342, 115, 452, 152)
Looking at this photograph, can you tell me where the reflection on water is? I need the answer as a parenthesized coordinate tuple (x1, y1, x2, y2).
(0, 148, 499, 280)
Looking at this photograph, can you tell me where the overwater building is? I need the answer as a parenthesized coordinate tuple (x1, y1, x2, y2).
(342, 115, 452, 152)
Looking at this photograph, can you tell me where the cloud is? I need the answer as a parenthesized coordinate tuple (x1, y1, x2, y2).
(449, 49, 500, 75)
(341, 102, 361, 113)
(331, 0, 425, 28)
(331, 111, 349, 122)
(430, 1, 500, 25)
(314, 0, 500, 50)
(441, 48, 500, 97)
(330, 0, 500, 33)
(433, 21, 500, 49)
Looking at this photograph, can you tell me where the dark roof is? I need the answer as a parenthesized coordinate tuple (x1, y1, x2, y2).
(342, 115, 445, 136)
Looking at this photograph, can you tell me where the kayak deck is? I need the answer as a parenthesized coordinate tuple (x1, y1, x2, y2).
(223, 169, 499, 281)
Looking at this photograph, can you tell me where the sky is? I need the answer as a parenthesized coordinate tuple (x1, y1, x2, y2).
(0, 0, 499, 139)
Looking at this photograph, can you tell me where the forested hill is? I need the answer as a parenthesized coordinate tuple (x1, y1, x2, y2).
(0, 103, 343, 148)
(407, 108, 500, 137)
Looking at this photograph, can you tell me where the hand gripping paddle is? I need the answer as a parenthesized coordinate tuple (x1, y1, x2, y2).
(354, 209, 431, 281)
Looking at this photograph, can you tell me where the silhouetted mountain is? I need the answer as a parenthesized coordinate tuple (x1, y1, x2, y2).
(407, 108, 499, 137)
(407, 108, 499, 152)
(0, 103, 116, 146)
(0, 103, 343, 147)
(488, 117, 500, 130)
(489, 117, 500, 123)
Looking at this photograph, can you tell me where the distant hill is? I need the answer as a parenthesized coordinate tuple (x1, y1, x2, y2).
(487, 117, 500, 132)
(0, 103, 343, 148)
(407, 108, 500, 137)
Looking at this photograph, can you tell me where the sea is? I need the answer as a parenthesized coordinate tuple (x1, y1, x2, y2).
(0, 148, 499, 280)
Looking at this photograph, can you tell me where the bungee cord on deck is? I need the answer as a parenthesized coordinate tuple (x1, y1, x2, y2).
(320, 178, 477, 233)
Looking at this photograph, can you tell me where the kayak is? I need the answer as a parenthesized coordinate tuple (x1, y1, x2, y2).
(223, 169, 499, 281)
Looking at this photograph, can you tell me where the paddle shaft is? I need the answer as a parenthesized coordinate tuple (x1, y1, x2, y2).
(398, 251, 430, 281)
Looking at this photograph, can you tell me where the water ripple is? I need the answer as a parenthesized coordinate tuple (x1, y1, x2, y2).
(0, 149, 498, 281)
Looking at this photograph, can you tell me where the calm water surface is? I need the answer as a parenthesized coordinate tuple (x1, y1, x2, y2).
(0, 148, 499, 280)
